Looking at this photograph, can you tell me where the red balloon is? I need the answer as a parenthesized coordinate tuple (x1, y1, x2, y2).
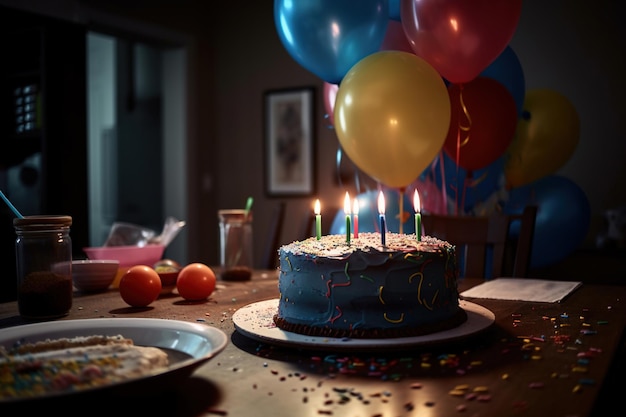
(379, 19, 414, 53)
(323, 82, 338, 126)
(401, 0, 522, 84)
(443, 77, 517, 171)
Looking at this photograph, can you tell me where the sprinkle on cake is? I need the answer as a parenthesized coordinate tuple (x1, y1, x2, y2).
(280, 232, 450, 258)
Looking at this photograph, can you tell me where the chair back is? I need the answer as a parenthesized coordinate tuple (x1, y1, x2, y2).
(421, 206, 537, 278)
(261, 202, 286, 270)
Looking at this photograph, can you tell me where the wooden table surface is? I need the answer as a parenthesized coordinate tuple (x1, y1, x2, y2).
(1, 269, 624, 417)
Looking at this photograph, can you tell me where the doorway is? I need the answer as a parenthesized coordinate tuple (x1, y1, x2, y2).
(87, 32, 188, 264)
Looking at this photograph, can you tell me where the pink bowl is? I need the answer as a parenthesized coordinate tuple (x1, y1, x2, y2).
(83, 244, 165, 267)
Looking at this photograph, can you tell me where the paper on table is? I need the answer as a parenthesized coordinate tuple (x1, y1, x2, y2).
(460, 278, 582, 303)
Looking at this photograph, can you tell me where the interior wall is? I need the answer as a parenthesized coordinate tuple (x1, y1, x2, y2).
(509, 0, 626, 248)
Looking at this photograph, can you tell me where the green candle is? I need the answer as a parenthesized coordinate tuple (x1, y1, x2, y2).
(415, 212, 421, 241)
(413, 189, 421, 241)
(314, 199, 321, 240)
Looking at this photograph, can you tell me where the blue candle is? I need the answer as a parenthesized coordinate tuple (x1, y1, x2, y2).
(344, 192, 351, 244)
(378, 191, 386, 246)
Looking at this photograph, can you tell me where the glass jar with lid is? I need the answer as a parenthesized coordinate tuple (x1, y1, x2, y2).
(218, 209, 253, 281)
(14, 215, 73, 319)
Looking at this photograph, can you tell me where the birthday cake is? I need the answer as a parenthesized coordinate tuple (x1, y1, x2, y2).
(274, 232, 466, 338)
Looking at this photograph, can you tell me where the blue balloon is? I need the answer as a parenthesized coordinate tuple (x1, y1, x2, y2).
(274, 0, 389, 84)
(330, 189, 415, 235)
(388, 0, 401, 21)
(480, 46, 525, 117)
(424, 153, 504, 213)
(503, 175, 590, 269)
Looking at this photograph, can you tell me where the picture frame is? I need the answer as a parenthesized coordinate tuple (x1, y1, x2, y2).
(264, 87, 315, 196)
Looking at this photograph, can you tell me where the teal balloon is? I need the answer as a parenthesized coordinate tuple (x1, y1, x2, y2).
(274, 0, 389, 84)
(389, 0, 401, 20)
(330, 190, 415, 235)
(481, 46, 525, 117)
(504, 175, 590, 269)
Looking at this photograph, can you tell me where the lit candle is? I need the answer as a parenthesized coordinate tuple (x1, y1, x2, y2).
(344, 192, 351, 244)
(352, 198, 359, 239)
(378, 191, 386, 246)
(314, 199, 321, 240)
(413, 189, 422, 241)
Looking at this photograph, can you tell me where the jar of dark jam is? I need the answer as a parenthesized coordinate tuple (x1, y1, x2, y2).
(218, 209, 253, 281)
(14, 215, 73, 319)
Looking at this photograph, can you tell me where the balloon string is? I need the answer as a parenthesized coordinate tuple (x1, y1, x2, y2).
(454, 85, 472, 215)
(461, 170, 472, 214)
(336, 147, 343, 186)
(354, 163, 361, 194)
(398, 187, 405, 234)
(438, 151, 448, 215)
(336, 145, 363, 194)
(459, 86, 472, 138)
(469, 171, 488, 188)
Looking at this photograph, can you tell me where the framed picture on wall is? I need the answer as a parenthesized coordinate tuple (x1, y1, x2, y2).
(264, 87, 315, 196)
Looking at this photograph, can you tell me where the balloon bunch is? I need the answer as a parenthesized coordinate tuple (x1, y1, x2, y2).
(275, 0, 588, 269)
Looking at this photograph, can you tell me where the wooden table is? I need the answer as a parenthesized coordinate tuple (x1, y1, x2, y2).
(1, 270, 624, 417)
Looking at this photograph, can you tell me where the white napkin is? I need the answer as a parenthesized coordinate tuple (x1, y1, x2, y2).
(460, 277, 582, 303)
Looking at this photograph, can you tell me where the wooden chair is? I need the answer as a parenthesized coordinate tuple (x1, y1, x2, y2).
(261, 202, 286, 270)
(300, 211, 316, 241)
(421, 206, 537, 278)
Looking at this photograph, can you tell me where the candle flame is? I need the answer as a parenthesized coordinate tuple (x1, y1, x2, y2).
(378, 191, 385, 215)
(352, 198, 359, 215)
(413, 189, 421, 213)
(344, 192, 351, 214)
(314, 199, 321, 215)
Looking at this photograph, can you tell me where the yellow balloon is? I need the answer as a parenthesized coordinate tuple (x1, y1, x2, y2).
(333, 51, 451, 188)
(505, 89, 580, 189)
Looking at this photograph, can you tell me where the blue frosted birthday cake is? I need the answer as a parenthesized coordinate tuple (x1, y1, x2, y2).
(274, 232, 466, 338)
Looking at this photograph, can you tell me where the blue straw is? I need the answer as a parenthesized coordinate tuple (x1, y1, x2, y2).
(0, 190, 24, 218)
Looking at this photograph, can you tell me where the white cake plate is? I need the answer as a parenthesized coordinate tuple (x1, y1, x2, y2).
(232, 299, 495, 351)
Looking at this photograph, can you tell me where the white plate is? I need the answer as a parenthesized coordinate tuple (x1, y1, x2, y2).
(233, 299, 494, 351)
(0, 318, 228, 403)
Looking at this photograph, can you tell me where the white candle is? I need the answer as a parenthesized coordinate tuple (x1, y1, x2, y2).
(314, 199, 321, 240)
(344, 192, 351, 244)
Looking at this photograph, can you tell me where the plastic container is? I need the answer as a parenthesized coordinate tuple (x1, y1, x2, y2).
(83, 244, 165, 288)
(14, 215, 73, 319)
(83, 244, 165, 266)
